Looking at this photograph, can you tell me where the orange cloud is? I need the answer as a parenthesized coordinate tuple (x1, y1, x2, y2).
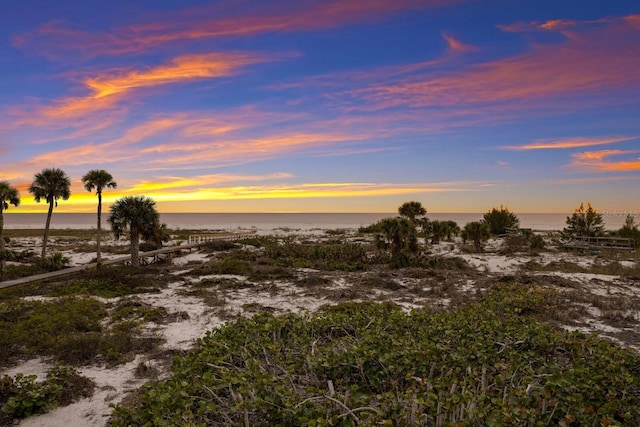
(12, 52, 268, 127)
(570, 150, 640, 172)
(86, 52, 265, 98)
(141, 132, 371, 169)
(125, 173, 293, 193)
(502, 136, 635, 150)
(13, 0, 468, 58)
(499, 19, 578, 33)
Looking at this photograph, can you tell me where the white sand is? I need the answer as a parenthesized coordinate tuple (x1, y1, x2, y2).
(2, 234, 639, 426)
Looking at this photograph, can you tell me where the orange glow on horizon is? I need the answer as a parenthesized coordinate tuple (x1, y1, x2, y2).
(13, 180, 489, 213)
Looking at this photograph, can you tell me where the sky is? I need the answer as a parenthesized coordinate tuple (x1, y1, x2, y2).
(1, 0, 639, 214)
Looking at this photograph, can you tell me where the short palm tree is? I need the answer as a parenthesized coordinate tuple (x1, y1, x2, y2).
(375, 217, 418, 256)
(398, 201, 427, 227)
(28, 168, 71, 258)
(108, 196, 160, 267)
(0, 181, 21, 271)
(82, 170, 117, 265)
(461, 220, 490, 252)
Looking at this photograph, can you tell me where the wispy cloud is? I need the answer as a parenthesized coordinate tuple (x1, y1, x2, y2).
(442, 33, 478, 53)
(125, 173, 293, 193)
(10, 52, 270, 127)
(13, 0, 468, 58)
(502, 136, 635, 150)
(341, 15, 640, 112)
(570, 150, 640, 172)
(86, 52, 267, 98)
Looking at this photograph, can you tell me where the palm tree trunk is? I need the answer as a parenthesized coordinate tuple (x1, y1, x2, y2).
(42, 201, 54, 258)
(130, 229, 140, 267)
(96, 191, 102, 266)
(0, 206, 5, 271)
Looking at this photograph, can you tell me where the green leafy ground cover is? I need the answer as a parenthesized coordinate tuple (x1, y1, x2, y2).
(112, 284, 640, 426)
(1, 365, 94, 424)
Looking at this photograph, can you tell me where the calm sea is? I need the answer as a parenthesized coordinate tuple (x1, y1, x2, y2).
(2, 212, 633, 232)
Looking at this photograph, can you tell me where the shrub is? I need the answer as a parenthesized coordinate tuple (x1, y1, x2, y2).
(0, 373, 60, 419)
(215, 257, 251, 275)
(111, 286, 640, 426)
(264, 241, 369, 271)
(461, 220, 490, 252)
(39, 252, 70, 271)
(563, 202, 605, 238)
(0, 366, 94, 422)
(374, 217, 419, 258)
(529, 233, 546, 251)
(618, 214, 640, 248)
(483, 205, 519, 235)
(427, 220, 460, 244)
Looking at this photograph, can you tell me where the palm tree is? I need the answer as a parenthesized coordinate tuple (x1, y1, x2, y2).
(0, 181, 21, 271)
(398, 201, 427, 227)
(28, 169, 71, 258)
(82, 170, 117, 265)
(107, 196, 160, 267)
(461, 220, 490, 252)
(374, 217, 418, 256)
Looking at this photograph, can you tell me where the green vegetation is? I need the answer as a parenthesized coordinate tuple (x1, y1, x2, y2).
(618, 214, 640, 248)
(373, 217, 419, 268)
(0, 294, 163, 368)
(45, 266, 169, 298)
(265, 241, 369, 271)
(38, 252, 70, 271)
(398, 200, 427, 226)
(483, 205, 519, 236)
(563, 202, 605, 238)
(111, 284, 640, 426)
(1, 365, 95, 424)
(108, 195, 162, 267)
(28, 168, 72, 258)
(82, 169, 117, 265)
(426, 220, 460, 244)
(0, 181, 21, 272)
(461, 220, 490, 252)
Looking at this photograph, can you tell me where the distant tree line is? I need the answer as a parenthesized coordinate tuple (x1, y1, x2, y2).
(359, 199, 637, 268)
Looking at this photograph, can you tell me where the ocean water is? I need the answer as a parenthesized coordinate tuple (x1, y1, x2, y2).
(2, 212, 633, 232)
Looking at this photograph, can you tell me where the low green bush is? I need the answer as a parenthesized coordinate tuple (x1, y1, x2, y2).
(0, 365, 94, 423)
(38, 253, 70, 271)
(0, 296, 162, 367)
(111, 284, 640, 426)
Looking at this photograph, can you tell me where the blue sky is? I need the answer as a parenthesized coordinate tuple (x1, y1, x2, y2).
(1, 0, 639, 213)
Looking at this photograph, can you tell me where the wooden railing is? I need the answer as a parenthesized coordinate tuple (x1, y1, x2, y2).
(562, 236, 635, 252)
(188, 231, 256, 244)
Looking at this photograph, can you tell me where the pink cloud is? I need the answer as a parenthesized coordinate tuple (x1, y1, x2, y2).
(13, 0, 469, 59)
(346, 15, 640, 111)
(442, 33, 478, 53)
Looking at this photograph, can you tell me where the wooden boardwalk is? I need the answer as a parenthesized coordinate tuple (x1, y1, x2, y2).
(0, 232, 255, 290)
(562, 236, 635, 252)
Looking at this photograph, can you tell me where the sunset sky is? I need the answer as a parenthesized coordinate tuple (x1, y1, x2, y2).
(1, 0, 639, 214)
